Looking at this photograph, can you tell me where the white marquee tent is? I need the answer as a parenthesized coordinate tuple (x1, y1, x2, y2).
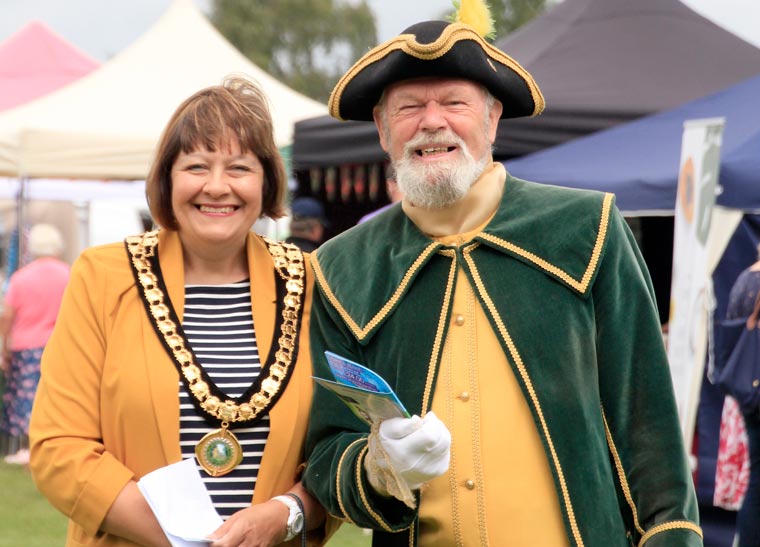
(0, 0, 326, 180)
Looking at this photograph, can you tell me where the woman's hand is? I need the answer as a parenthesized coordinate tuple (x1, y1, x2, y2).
(207, 499, 288, 547)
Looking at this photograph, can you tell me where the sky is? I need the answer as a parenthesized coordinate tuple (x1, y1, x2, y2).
(0, 0, 759, 63)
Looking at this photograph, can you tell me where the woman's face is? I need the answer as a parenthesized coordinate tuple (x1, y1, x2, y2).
(170, 136, 264, 252)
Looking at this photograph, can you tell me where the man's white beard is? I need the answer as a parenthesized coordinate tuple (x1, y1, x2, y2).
(394, 131, 489, 209)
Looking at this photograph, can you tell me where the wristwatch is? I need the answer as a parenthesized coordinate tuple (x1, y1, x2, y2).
(272, 494, 304, 541)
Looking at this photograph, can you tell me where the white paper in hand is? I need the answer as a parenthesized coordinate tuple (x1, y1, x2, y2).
(137, 457, 224, 546)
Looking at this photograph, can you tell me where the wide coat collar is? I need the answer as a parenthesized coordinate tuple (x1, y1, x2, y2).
(312, 176, 614, 344)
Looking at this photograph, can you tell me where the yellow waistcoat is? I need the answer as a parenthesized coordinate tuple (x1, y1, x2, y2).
(412, 173, 568, 546)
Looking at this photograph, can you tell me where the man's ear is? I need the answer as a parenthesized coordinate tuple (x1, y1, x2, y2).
(373, 106, 390, 152)
(487, 99, 503, 143)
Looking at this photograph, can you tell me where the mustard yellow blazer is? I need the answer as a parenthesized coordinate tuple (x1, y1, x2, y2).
(30, 229, 317, 546)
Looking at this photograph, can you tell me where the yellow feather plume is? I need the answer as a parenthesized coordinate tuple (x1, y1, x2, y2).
(454, 0, 495, 39)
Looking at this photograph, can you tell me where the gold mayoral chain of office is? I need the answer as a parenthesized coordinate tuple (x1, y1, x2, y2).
(125, 230, 305, 476)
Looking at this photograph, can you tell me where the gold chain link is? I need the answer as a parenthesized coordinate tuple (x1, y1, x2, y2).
(125, 231, 305, 424)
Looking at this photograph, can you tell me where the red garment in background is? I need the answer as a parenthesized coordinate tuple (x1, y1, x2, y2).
(714, 396, 750, 510)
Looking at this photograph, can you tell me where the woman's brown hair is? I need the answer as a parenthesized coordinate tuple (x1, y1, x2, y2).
(145, 75, 287, 229)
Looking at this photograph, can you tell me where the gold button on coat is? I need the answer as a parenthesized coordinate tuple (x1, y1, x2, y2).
(458, 391, 470, 402)
(465, 479, 476, 490)
(454, 314, 465, 326)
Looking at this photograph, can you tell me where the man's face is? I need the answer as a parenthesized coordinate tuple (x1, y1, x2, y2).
(373, 79, 503, 209)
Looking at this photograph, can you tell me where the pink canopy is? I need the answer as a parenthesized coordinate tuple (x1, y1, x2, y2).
(0, 20, 99, 111)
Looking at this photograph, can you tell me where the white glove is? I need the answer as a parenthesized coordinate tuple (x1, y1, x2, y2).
(364, 412, 451, 507)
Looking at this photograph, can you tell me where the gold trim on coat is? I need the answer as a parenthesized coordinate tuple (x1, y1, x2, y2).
(314, 192, 613, 343)
(313, 242, 441, 341)
(602, 409, 645, 536)
(357, 445, 397, 532)
(478, 193, 613, 295)
(639, 520, 703, 546)
(463, 244, 584, 547)
(603, 409, 704, 545)
(421, 249, 458, 414)
(335, 437, 364, 525)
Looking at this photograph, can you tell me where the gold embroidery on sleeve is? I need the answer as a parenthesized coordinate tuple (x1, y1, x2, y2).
(601, 408, 644, 536)
(356, 444, 396, 532)
(335, 438, 365, 524)
(639, 520, 703, 546)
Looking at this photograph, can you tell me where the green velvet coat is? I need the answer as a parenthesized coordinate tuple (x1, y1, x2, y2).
(302, 176, 702, 547)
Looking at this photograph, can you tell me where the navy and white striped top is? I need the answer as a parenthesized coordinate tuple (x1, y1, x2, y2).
(178, 280, 270, 520)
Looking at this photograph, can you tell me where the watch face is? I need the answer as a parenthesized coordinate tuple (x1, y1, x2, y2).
(292, 512, 304, 533)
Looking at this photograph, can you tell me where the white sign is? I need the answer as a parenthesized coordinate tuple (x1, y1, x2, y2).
(668, 117, 725, 448)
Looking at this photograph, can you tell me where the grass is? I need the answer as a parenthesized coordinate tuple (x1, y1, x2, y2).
(326, 522, 373, 546)
(0, 461, 68, 546)
(0, 461, 370, 546)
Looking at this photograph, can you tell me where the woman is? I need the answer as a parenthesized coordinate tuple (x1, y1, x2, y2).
(1, 223, 70, 465)
(29, 77, 330, 547)
(724, 245, 760, 547)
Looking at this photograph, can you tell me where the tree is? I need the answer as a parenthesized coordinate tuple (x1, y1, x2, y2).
(490, 0, 548, 36)
(211, 0, 377, 103)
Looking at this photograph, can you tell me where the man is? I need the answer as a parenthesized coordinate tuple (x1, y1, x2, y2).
(302, 11, 702, 547)
(285, 196, 327, 252)
(358, 165, 402, 224)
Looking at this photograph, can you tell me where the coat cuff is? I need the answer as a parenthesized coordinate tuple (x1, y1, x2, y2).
(335, 438, 415, 531)
(70, 452, 135, 537)
(639, 521, 703, 547)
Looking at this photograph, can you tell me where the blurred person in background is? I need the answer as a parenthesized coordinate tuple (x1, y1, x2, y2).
(357, 164, 403, 224)
(29, 76, 333, 547)
(721, 244, 760, 547)
(1, 223, 69, 465)
(285, 196, 327, 252)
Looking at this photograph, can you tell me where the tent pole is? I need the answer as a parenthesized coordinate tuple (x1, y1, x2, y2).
(75, 201, 90, 253)
(13, 175, 29, 273)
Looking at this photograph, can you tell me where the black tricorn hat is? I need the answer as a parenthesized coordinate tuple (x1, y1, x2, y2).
(328, 20, 544, 122)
